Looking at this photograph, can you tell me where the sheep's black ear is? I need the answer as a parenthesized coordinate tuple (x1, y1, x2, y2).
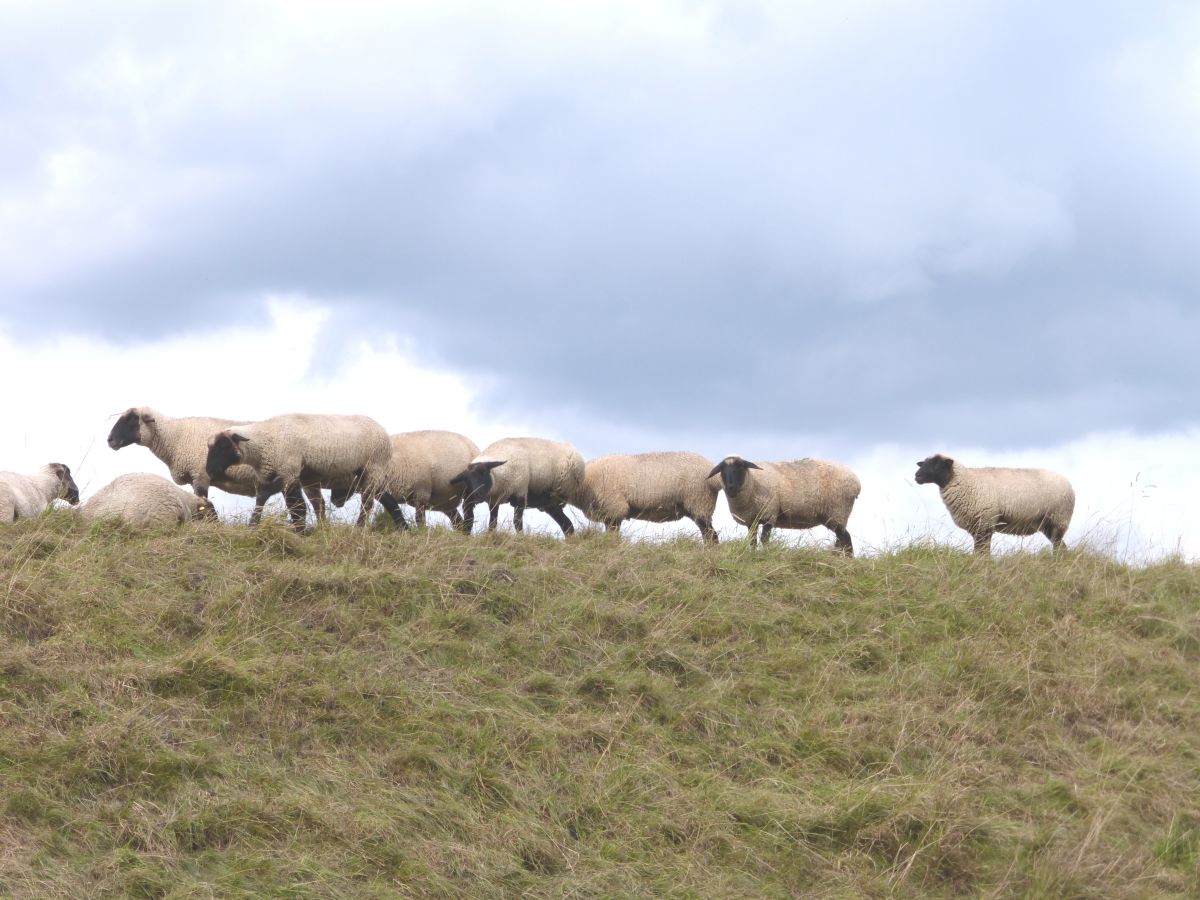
(477, 459, 506, 471)
(449, 471, 467, 485)
(141, 412, 155, 425)
(744, 460, 762, 470)
(229, 432, 249, 445)
(706, 463, 725, 479)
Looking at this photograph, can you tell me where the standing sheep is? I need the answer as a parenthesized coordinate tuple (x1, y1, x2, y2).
(205, 413, 393, 530)
(914, 454, 1074, 554)
(82, 473, 217, 527)
(450, 437, 584, 536)
(708, 456, 860, 554)
(0, 463, 80, 522)
(577, 451, 721, 543)
(369, 431, 480, 531)
(107, 407, 327, 519)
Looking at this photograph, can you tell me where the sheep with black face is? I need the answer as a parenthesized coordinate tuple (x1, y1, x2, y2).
(107, 407, 328, 521)
(450, 437, 584, 536)
(914, 453, 1074, 554)
(206, 413, 392, 531)
(708, 455, 860, 553)
(0, 463, 80, 522)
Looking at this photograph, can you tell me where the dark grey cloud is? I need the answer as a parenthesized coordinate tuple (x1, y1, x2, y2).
(3, 1, 1199, 450)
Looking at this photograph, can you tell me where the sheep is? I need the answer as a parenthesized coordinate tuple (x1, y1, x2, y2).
(576, 451, 721, 543)
(914, 453, 1074, 554)
(708, 456, 860, 554)
(81, 473, 217, 527)
(0, 463, 80, 522)
(450, 437, 584, 536)
(349, 430, 481, 531)
(107, 407, 327, 520)
(205, 413, 392, 530)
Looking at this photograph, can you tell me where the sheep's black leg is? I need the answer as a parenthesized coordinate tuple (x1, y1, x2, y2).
(488, 503, 500, 532)
(378, 492, 409, 528)
(759, 523, 773, 546)
(1041, 521, 1067, 551)
(693, 516, 718, 545)
(607, 519, 623, 538)
(285, 487, 308, 532)
(546, 503, 574, 536)
(832, 525, 854, 556)
(972, 533, 992, 555)
(304, 485, 325, 523)
(250, 485, 277, 526)
(512, 501, 526, 533)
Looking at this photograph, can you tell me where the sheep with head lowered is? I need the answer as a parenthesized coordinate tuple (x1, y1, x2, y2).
(450, 437, 584, 536)
(108, 407, 328, 520)
(914, 453, 1074, 554)
(0, 463, 80, 522)
(708, 456, 860, 553)
(82, 472, 217, 527)
(330, 430, 480, 531)
(577, 451, 721, 543)
(205, 413, 393, 531)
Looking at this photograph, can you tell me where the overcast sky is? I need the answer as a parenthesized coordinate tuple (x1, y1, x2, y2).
(2, 1, 1198, 556)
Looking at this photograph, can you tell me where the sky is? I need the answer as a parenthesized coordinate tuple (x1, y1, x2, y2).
(2, 1, 1198, 558)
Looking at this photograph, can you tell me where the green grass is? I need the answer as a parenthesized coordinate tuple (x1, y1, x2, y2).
(1, 512, 1198, 897)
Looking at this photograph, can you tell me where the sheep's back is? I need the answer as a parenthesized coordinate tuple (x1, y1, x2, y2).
(387, 431, 480, 504)
(83, 473, 196, 527)
(948, 467, 1074, 534)
(582, 452, 717, 521)
(256, 414, 392, 481)
(482, 438, 582, 502)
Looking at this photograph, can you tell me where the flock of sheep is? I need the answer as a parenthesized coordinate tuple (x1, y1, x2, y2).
(0, 407, 1078, 555)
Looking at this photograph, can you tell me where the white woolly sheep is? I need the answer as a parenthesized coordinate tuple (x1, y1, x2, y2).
(577, 451, 721, 543)
(0, 463, 80, 522)
(708, 456, 861, 554)
(914, 453, 1074, 554)
(450, 437, 584, 536)
(371, 431, 480, 531)
(205, 413, 393, 530)
(82, 473, 217, 527)
(108, 407, 327, 520)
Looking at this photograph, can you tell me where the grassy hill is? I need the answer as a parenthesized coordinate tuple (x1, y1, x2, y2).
(1, 514, 1198, 897)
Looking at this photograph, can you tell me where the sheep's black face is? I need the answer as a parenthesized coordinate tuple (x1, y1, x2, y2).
(107, 410, 144, 450)
(450, 460, 505, 506)
(206, 433, 244, 479)
(50, 463, 80, 505)
(914, 454, 953, 487)
(707, 457, 760, 499)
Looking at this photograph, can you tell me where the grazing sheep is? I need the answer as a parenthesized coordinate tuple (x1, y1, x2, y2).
(0, 464, 80, 522)
(82, 473, 217, 527)
(708, 456, 860, 553)
(914, 454, 1074, 554)
(450, 437, 584, 536)
(577, 451, 721, 543)
(205, 413, 392, 530)
(107, 407, 327, 520)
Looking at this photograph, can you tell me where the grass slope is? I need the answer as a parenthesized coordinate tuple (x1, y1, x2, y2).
(1, 513, 1198, 898)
